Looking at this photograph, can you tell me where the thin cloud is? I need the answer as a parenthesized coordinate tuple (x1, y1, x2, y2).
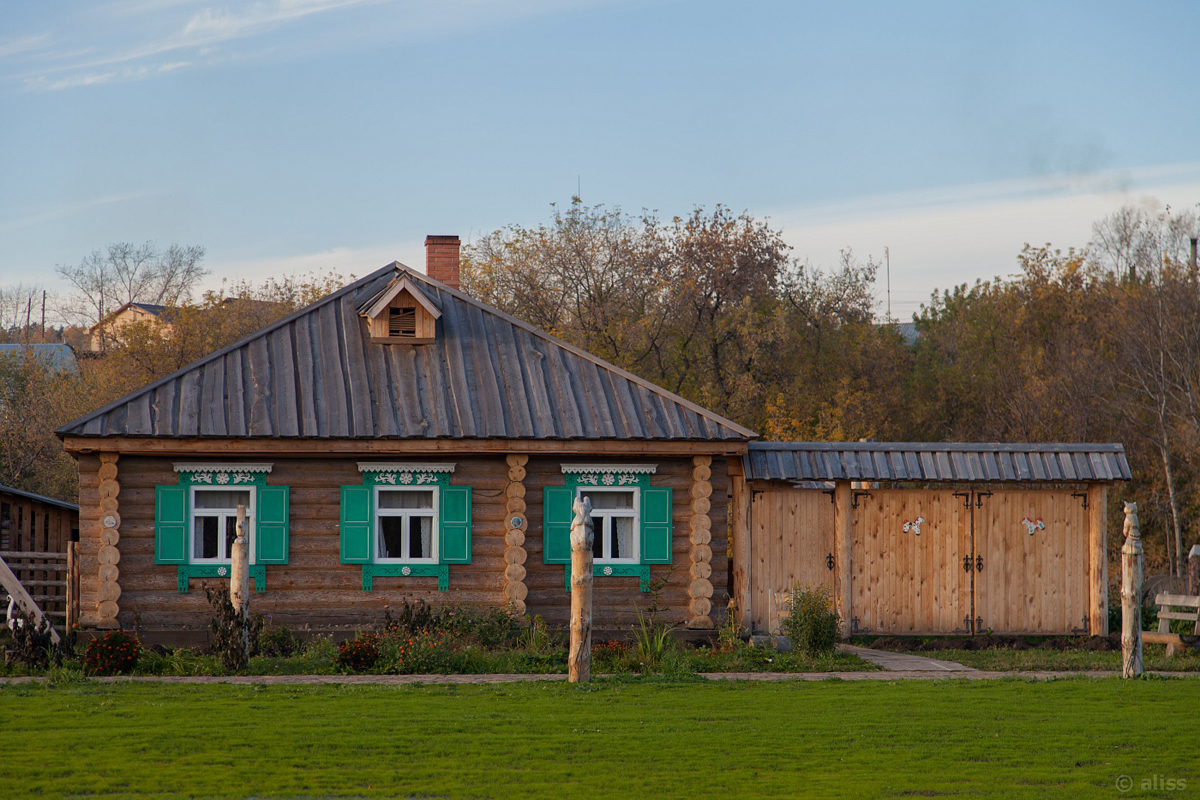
(6, 0, 622, 92)
(0, 192, 156, 233)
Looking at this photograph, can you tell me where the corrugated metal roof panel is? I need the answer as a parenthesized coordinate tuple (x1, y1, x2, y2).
(59, 264, 756, 442)
(744, 442, 1132, 483)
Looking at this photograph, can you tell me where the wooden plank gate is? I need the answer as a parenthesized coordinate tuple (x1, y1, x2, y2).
(748, 487, 1092, 635)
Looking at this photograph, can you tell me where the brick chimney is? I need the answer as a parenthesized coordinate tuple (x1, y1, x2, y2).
(425, 235, 460, 289)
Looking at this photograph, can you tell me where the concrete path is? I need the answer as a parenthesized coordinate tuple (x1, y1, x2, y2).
(838, 644, 977, 672)
(2, 670, 1198, 685)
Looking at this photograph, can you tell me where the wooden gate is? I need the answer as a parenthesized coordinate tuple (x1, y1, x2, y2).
(748, 489, 833, 633)
(973, 490, 1089, 634)
(851, 489, 972, 634)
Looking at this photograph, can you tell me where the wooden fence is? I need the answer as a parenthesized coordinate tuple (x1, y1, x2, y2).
(1, 544, 80, 631)
(744, 486, 1101, 636)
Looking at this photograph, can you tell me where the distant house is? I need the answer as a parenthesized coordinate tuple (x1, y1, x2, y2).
(85, 302, 171, 352)
(0, 343, 79, 373)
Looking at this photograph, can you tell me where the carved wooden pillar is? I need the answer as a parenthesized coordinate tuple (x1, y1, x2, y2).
(687, 455, 715, 629)
(96, 452, 122, 629)
(503, 454, 529, 615)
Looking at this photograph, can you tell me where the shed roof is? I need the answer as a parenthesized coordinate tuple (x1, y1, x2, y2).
(0, 483, 80, 512)
(0, 343, 78, 373)
(58, 263, 756, 442)
(745, 442, 1132, 483)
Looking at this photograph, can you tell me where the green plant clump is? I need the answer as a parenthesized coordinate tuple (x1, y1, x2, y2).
(782, 585, 841, 655)
(83, 630, 140, 676)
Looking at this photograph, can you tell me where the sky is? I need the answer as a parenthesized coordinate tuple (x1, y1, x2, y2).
(2, 0, 1198, 321)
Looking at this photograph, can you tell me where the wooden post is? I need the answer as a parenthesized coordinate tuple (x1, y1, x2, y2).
(568, 496, 593, 683)
(230, 504, 250, 660)
(834, 481, 853, 640)
(66, 541, 80, 633)
(727, 457, 751, 633)
(1088, 483, 1109, 635)
(1121, 501, 1143, 679)
(1188, 544, 1200, 596)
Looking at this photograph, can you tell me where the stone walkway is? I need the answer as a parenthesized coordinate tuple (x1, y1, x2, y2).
(838, 644, 977, 672)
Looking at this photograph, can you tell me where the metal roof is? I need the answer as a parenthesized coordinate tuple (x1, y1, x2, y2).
(58, 264, 755, 442)
(0, 483, 80, 512)
(0, 343, 78, 373)
(745, 442, 1132, 483)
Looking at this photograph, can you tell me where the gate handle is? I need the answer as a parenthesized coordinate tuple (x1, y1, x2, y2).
(976, 555, 984, 572)
(962, 555, 972, 573)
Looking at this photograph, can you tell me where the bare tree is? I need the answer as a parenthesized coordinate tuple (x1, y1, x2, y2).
(0, 283, 47, 341)
(55, 241, 207, 328)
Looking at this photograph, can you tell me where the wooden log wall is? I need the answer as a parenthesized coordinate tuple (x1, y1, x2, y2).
(74, 452, 730, 633)
(523, 455, 729, 630)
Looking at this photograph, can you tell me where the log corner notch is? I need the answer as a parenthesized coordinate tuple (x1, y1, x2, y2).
(94, 452, 121, 630)
(1088, 483, 1109, 636)
(686, 455, 715, 630)
(502, 454, 529, 615)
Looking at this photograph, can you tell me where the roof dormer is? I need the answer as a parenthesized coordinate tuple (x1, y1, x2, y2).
(358, 276, 441, 345)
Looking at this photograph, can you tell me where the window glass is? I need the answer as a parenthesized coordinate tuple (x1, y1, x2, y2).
(376, 488, 437, 562)
(580, 488, 638, 563)
(378, 490, 434, 510)
(191, 488, 253, 562)
(195, 490, 251, 509)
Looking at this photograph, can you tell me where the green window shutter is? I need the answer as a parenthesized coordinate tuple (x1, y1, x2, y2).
(255, 485, 289, 565)
(155, 485, 189, 565)
(641, 486, 673, 564)
(340, 485, 372, 564)
(439, 486, 472, 564)
(542, 486, 574, 565)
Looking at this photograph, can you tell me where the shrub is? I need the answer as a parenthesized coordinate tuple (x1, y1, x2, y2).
(337, 633, 381, 672)
(388, 629, 457, 674)
(257, 623, 302, 658)
(782, 585, 841, 655)
(5, 607, 66, 670)
(204, 585, 264, 673)
(84, 630, 140, 675)
(384, 600, 441, 637)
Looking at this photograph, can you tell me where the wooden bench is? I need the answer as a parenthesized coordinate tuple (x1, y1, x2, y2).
(1143, 593, 1200, 656)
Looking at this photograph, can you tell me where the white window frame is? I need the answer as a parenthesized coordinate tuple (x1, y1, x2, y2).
(189, 485, 257, 565)
(576, 486, 640, 565)
(374, 485, 440, 564)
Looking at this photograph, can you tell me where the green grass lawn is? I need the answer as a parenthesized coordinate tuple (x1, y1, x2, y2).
(914, 644, 1200, 672)
(3, 677, 1197, 799)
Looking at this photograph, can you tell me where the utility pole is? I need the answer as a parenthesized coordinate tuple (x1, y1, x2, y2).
(40, 290, 45, 342)
(885, 246, 891, 320)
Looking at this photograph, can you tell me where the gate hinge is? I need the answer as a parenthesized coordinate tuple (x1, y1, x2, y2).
(974, 491, 992, 507)
(1072, 491, 1088, 509)
(826, 553, 835, 571)
(851, 491, 872, 508)
(953, 491, 971, 508)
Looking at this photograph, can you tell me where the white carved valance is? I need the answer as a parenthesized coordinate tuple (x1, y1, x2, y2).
(561, 464, 657, 475)
(357, 463, 456, 474)
(174, 463, 274, 474)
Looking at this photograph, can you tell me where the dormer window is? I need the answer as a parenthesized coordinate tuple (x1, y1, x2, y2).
(358, 277, 441, 345)
(389, 307, 417, 338)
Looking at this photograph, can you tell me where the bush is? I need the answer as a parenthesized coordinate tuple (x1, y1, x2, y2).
(782, 585, 841, 655)
(387, 629, 458, 674)
(337, 633, 381, 672)
(384, 600, 442, 637)
(84, 630, 140, 675)
(257, 624, 302, 658)
(4, 607, 66, 670)
(204, 585, 263, 672)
